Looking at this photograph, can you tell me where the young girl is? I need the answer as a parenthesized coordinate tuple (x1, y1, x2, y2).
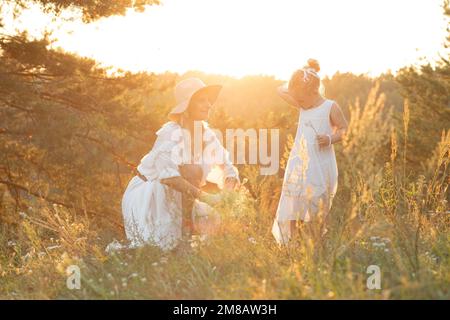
(272, 59, 348, 245)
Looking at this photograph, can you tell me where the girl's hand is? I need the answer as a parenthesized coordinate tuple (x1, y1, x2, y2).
(199, 191, 222, 206)
(316, 134, 332, 148)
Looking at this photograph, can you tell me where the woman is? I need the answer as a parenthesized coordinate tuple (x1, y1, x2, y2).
(122, 78, 239, 250)
(272, 59, 348, 245)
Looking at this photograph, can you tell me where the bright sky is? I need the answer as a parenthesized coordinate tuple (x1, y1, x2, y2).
(3, 0, 448, 79)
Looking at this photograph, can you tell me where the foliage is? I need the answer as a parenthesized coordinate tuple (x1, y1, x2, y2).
(0, 0, 449, 300)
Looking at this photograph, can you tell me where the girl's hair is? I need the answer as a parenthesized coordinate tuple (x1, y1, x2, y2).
(288, 59, 325, 96)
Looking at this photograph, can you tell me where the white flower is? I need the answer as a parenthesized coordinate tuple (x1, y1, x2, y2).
(7, 240, 16, 247)
(248, 237, 257, 245)
(18, 212, 27, 218)
(160, 257, 169, 264)
(105, 239, 124, 254)
(190, 240, 199, 248)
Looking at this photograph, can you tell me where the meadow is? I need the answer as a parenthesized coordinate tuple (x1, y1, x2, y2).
(0, 0, 449, 300)
(1, 83, 448, 299)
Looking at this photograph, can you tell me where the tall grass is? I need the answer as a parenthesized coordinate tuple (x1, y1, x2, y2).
(0, 85, 448, 299)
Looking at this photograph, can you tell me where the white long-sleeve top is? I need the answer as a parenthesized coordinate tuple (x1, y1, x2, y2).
(121, 121, 239, 250)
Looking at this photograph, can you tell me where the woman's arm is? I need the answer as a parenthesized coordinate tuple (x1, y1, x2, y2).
(161, 177, 220, 205)
(160, 176, 202, 199)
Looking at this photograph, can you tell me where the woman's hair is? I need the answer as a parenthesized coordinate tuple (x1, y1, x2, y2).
(288, 59, 324, 96)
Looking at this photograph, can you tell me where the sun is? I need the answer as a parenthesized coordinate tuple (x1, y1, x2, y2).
(4, 0, 447, 79)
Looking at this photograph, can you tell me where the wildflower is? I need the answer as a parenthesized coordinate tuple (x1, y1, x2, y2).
(18, 212, 27, 218)
(130, 273, 138, 278)
(7, 240, 16, 247)
(190, 241, 199, 248)
(160, 257, 169, 264)
(382, 237, 391, 243)
(248, 237, 257, 245)
(140, 277, 147, 283)
(152, 262, 159, 267)
(372, 242, 385, 248)
(105, 239, 125, 254)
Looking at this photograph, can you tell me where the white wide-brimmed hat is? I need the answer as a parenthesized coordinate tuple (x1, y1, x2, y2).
(168, 78, 222, 121)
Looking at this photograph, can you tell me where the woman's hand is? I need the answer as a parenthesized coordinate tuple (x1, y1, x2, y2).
(224, 177, 239, 190)
(199, 191, 222, 207)
(316, 134, 332, 149)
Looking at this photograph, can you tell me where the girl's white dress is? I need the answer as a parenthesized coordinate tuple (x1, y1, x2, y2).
(272, 99, 338, 244)
(121, 121, 239, 250)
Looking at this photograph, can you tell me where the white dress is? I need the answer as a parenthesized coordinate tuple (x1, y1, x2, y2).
(121, 121, 239, 250)
(272, 99, 338, 245)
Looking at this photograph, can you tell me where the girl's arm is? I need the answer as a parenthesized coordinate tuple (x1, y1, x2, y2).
(277, 86, 300, 109)
(329, 102, 348, 144)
